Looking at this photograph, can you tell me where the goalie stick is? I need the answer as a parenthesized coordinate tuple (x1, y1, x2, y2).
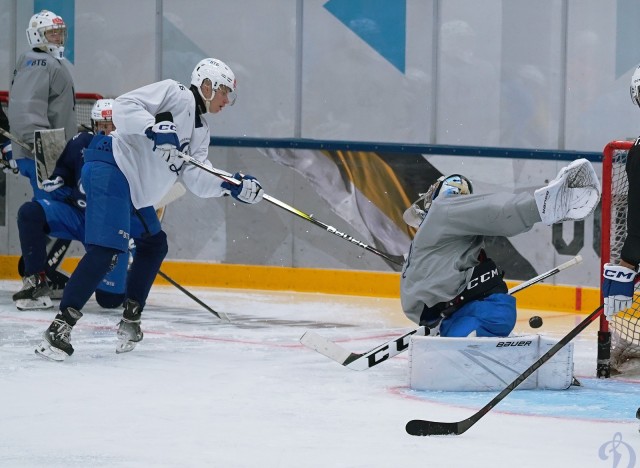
(176, 151, 405, 266)
(405, 303, 604, 436)
(299, 255, 582, 371)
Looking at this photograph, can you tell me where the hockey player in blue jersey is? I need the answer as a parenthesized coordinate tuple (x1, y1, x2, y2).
(36, 58, 265, 361)
(401, 161, 600, 338)
(13, 99, 131, 311)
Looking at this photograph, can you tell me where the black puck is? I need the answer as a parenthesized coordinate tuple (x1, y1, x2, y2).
(529, 316, 543, 329)
(636, 407, 640, 420)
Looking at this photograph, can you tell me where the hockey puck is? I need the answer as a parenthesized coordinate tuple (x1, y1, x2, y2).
(636, 407, 640, 420)
(529, 316, 543, 329)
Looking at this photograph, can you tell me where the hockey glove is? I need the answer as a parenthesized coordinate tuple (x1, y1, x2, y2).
(222, 172, 264, 204)
(1, 141, 17, 174)
(145, 121, 181, 164)
(602, 263, 636, 321)
(42, 175, 64, 192)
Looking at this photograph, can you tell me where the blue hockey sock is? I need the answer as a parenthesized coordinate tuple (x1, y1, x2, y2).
(127, 231, 168, 309)
(59, 244, 121, 311)
(17, 201, 48, 276)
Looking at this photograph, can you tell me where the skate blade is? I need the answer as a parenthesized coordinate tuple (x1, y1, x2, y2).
(16, 297, 53, 311)
(116, 339, 138, 354)
(34, 340, 68, 361)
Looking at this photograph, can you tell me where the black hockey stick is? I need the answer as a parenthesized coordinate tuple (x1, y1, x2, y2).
(406, 303, 604, 436)
(299, 255, 582, 370)
(176, 151, 405, 266)
(151, 190, 230, 322)
(157, 270, 230, 322)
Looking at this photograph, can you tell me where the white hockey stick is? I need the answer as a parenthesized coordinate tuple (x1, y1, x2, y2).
(176, 151, 406, 266)
(300, 255, 582, 371)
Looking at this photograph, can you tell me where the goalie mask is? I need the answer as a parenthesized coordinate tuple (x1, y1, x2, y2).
(26, 10, 67, 60)
(403, 174, 473, 228)
(191, 58, 237, 110)
(91, 99, 115, 135)
(631, 64, 640, 108)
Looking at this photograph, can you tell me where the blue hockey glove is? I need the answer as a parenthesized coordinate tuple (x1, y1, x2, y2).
(1, 140, 17, 174)
(602, 263, 636, 321)
(42, 175, 64, 192)
(145, 121, 180, 163)
(222, 172, 264, 204)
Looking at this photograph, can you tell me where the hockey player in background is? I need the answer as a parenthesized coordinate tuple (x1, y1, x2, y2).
(401, 159, 600, 338)
(601, 65, 640, 321)
(13, 99, 132, 311)
(8, 9, 76, 198)
(5, 9, 76, 297)
(36, 58, 265, 361)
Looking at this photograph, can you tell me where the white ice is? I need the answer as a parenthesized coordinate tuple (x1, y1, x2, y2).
(1, 279, 639, 468)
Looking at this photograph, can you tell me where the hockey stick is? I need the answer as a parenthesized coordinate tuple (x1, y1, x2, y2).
(150, 186, 230, 322)
(299, 255, 583, 371)
(176, 151, 405, 266)
(157, 270, 230, 322)
(406, 303, 604, 436)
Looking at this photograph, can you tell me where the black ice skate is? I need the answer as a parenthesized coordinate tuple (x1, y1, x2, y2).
(46, 270, 69, 300)
(116, 299, 143, 354)
(35, 308, 83, 361)
(13, 274, 53, 311)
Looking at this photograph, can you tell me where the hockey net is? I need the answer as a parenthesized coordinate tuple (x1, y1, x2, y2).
(0, 91, 103, 132)
(600, 140, 640, 375)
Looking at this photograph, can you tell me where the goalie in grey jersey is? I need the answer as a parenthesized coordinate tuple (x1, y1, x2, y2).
(401, 159, 600, 338)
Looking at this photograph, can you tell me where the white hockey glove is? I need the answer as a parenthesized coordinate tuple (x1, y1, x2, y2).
(602, 263, 636, 321)
(222, 172, 264, 204)
(145, 121, 181, 164)
(534, 158, 600, 225)
(42, 175, 64, 192)
(1, 141, 17, 174)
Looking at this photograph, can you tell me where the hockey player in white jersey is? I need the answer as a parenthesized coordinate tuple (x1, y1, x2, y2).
(36, 58, 264, 361)
(401, 159, 600, 338)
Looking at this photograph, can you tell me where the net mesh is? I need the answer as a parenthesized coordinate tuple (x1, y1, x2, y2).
(0, 91, 103, 132)
(601, 141, 640, 370)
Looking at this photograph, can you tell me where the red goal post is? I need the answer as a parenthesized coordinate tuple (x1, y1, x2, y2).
(0, 90, 104, 132)
(600, 139, 640, 377)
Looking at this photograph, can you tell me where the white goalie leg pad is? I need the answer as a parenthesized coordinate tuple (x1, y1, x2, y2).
(534, 158, 601, 225)
(409, 334, 574, 391)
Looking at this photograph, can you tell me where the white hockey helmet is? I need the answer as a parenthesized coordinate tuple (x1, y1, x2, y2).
(432, 174, 473, 199)
(631, 64, 640, 108)
(26, 10, 67, 60)
(90, 99, 115, 133)
(191, 58, 237, 109)
(402, 174, 473, 228)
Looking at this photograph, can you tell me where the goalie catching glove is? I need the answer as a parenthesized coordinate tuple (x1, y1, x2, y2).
(222, 172, 264, 204)
(602, 263, 636, 320)
(534, 158, 600, 225)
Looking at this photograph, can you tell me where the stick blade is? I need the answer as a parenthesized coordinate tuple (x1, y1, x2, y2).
(405, 419, 471, 437)
(300, 331, 358, 366)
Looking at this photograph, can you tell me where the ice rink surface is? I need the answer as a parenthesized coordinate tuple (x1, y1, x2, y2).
(1, 279, 639, 468)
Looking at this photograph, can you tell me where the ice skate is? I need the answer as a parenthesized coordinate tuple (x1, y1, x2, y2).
(35, 308, 82, 361)
(116, 299, 143, 354)
(13, 274, 53, 310)
(46, 270, 69, 300)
